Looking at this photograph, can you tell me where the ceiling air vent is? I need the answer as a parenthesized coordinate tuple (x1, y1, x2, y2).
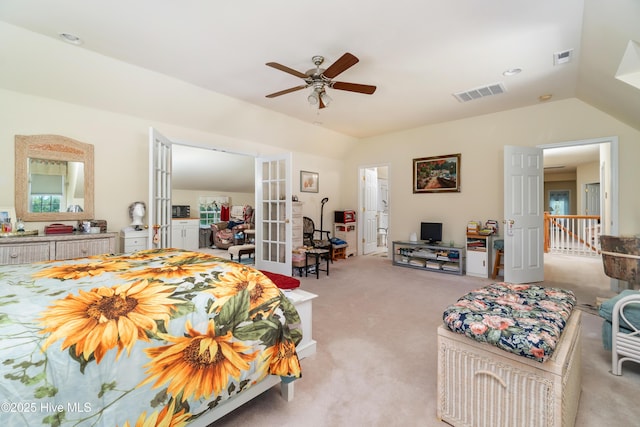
(453, 82, 506, 103)
(554, 49, 574, 66)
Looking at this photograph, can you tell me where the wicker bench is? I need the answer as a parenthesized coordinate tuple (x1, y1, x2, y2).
(437, 284, 582, 427)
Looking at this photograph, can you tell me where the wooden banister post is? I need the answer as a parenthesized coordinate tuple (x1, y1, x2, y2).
(544, 212, 550, 253)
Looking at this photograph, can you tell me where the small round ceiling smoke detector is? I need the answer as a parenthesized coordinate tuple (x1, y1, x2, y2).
(502, 68, 522, 76)
(59, 33, 83, 45)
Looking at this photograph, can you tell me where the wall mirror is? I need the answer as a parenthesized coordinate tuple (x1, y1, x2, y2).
(15, 134, 94, 222)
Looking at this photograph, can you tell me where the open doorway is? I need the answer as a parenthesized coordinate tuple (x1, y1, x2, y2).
(359, 165, 389, 255)
(541, 136, 621, 293)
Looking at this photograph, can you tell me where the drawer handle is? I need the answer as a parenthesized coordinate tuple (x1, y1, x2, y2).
(10, 253, 18, 258)
(474, 370, 507, 388)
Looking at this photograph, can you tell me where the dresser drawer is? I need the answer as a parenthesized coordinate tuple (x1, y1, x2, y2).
(0, 243, 51, 264)
(55, 238, 113, 260)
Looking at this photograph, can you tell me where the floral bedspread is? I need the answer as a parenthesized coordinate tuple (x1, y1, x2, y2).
(442, 283, 576, 362)
(0, 249, 302, 427)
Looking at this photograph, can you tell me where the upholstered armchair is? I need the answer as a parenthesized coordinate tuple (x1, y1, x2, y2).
(211, 221, 236, 249)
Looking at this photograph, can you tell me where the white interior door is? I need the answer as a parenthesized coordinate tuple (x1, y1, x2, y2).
(504, 145, 544, 283)
(149, 128, 172, 248)
(363, 168, 378, 254)
(254, 154, 292, 275)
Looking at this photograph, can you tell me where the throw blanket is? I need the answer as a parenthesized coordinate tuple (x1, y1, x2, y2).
(0, 248, 301, 426)
(442, 283, 576, 362)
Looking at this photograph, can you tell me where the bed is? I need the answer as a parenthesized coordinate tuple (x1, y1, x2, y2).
(437, 283, 582, 427)
(0, 248, 302, 427)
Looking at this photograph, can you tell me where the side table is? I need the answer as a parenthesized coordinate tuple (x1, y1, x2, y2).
(305, 248, 330, 279)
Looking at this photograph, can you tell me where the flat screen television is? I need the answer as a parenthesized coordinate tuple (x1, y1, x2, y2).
(420, 222, 443, 243)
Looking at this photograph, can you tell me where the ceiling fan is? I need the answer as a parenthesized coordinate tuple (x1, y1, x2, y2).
(265, 52, 376, 109)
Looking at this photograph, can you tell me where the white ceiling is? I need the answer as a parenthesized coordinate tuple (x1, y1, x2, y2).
(1, 0, 639, 139)
(1, 0, 638, 192)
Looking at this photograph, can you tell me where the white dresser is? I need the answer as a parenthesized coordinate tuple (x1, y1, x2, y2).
(292, 202, 303, 249)
(120, 229, 149, 253)
(0, 232, 117, 265)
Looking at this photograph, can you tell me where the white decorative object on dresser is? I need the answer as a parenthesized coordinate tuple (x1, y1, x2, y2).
(171, 218, 199, 251)
(120, 228, 149, 253)
(292, 201, 303, 248)
(0, 232, 116, 265)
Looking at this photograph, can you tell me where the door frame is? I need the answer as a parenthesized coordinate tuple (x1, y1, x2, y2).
(539, 136, 618, 236)
(540, 136, 620, 289)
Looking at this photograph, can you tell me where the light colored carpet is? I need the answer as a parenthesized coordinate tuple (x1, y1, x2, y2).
(206, 251, 640, 427)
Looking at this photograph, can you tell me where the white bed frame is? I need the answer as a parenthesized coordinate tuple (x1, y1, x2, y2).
(189, 289, 317, 426)
(437, 310, 582, 427)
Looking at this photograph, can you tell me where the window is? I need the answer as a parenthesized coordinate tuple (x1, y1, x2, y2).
(30, 174, 64, 213)
(31, 195, 62, 213)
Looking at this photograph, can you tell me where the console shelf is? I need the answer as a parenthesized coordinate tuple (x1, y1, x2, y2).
(392, 240, 465, 275)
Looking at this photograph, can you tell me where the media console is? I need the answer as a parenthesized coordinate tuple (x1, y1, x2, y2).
(392, 240, 464, 275)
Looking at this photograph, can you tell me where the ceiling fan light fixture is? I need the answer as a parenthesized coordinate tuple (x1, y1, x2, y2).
(320, 91, 332, 106)
(308, 91, 319, 105)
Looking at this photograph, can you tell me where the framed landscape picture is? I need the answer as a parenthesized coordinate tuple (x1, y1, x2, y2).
(413, 153, 461, 193)
(300, 170, 319, 193)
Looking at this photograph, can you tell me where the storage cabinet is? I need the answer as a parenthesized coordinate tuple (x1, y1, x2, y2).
(0, 232, 116, 265)
(120, 229, 149, 253)
(171, 219, 199, 251)
(466, 233, 492, 278)
(392, 240, 464, 275)
(334, 221, 357, 257)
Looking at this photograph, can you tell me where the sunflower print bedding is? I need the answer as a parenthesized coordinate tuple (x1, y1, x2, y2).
(0, 248, 302, 427)
(442, 282, 576, 362)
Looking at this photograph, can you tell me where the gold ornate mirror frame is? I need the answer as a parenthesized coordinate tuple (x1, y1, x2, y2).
(15, 134, 95, 222)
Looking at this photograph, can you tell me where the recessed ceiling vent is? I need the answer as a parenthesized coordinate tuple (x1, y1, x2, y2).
(453, 82, 506, 103)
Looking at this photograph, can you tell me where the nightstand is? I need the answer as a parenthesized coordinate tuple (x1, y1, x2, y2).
(120, 229, 149, 253)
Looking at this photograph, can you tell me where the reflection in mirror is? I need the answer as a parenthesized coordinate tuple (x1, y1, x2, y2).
(15, 135, 94, 222)
(28, 158, 85, 213)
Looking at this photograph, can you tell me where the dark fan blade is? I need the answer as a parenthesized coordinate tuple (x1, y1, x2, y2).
(322, 53, 359, 79)
(266, 85, 307, 98)
(319, 97, 326, 109)
(331, 81, 377, 95)
(266, 62, 308, 79)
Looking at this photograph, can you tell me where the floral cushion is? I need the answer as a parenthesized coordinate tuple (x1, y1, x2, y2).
(442, 283, 576, 362)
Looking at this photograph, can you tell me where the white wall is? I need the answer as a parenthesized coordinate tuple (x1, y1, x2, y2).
(576, 161, 600, 215)
(343, 98, 640, 250)
(0, 89, 348, 250)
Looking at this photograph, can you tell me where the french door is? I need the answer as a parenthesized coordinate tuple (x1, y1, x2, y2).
(254, 154, 292, 275)
(503, 145, 544, 283)
(149, 127, 172, 248)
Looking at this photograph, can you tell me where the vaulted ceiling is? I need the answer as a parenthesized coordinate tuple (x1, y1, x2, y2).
(1, 1, 638, 193)
(1, 0, 638, 140)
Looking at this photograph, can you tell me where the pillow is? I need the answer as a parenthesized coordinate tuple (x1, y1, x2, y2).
(599, 290, 640, 329)
(260, 270, 300, 290)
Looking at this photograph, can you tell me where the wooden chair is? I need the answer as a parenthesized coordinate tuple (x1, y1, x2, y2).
(492, 239, 504, 279)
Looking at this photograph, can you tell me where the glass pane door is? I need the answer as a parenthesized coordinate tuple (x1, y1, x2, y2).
(255, 154, 291, 275)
